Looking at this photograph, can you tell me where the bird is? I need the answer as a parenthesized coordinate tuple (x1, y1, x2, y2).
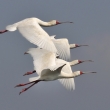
(23, 59, 93, 76)
(69, 44, 88, 49)
(0, 17, 73, 56)
(15, 48, 96, 95)
(50, 35, 88, 60)
(0, 17, 73, 52)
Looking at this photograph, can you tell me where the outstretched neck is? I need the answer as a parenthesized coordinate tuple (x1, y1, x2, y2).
(69, 44, 76, 49)
(60, 71, 80, 78)
(38, 19, 53, 27)
(69, 60, 78, 66)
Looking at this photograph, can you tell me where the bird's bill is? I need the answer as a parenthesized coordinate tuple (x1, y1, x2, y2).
(77, 45, 88, 47)
(60, 21, 73, 24)
(83, 60, 94, 62)
(78, 60, 93, 63)
(56, 21, 73, 24)
(83, 71, 97, 74)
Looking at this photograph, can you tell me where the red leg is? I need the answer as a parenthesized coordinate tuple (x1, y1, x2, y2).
(19, 80, 40, 95)
(0, 30, 8, 34)
(15, 81, 37, 88)
(23, 70, 36, 76)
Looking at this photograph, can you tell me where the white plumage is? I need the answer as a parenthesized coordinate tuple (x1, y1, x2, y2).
(23, 48, 93, 90)
(26, 48, 76, 90)
(0, 17, 89, 61)
(6, 18, 57, 53)
(0, 17, 73, 60)
(15, 48, 96, 94)
(51, 35, 88, 61)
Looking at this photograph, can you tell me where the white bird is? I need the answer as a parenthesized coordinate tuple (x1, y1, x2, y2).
(15, 48, 95, 94)
(51, 35, 88, 60)
(0, 17, 87, 60)
(0, 17, 73, 59)
(69, 44, 88, 49)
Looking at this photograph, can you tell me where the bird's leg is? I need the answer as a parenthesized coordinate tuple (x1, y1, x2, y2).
(0, 30, 8, 34)
(19, 80, 40, 95)
(23, 70, 36, 76)
(15, 81, 36, 87)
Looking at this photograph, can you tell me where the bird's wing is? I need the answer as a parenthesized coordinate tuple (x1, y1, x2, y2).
(49, 59, 66, 71)
(58, 78, 75, 90)
(27, 48, 56, 75)
(58, 62, 75, 90)
(40, 59, 66, 77)
(41, 63, 66, 76)
(51, 37, 70, 61)
(18, 25, 57, 53)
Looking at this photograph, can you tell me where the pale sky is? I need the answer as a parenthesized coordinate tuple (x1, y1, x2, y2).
(0, 0, 110, 110)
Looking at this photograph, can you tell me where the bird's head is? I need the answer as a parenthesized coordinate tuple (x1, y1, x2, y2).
(79, 71, 97, 75)
(49, 20, 73, 26)
(75, 44, 88, 48)
(72, 71, 96, 77)
(78, 60, 93, 64)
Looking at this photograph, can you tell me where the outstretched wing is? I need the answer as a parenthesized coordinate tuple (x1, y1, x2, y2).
(58, 62, 75, 90)
(18, 25, 57, 53)
(27, 48, 56, 75)
(6, 18, 57, 53)
(51, 37, 70, 61)
(59, 78, 75, 90)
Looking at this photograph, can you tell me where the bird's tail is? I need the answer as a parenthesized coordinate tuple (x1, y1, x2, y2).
(6, 24, 17, 31)
(6, 21, 20, 31)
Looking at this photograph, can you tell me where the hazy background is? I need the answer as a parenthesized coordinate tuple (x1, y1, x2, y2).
(0, 0, 110, 110)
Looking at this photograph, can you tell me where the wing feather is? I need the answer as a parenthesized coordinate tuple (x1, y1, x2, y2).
(27, 48, 56, 75)
(18, 26, 57, 53)
(51, 38, 70, 61)
(58, 62, 75, 90)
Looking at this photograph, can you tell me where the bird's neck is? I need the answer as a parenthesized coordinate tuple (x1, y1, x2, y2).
(69, 60, 78, 66)
(69, 44, 76, 49)
(60, 71, 80, 78)
(38, 20, 52, 27)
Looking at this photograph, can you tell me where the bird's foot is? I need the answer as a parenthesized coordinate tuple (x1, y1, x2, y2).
(23, 70, 36, 76)
(19, 88, 28, 95)
(23, 72, 33, 76)
(15, 84, 25, 88)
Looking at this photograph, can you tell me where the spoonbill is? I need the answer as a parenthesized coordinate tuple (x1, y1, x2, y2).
(23, 59, 93, 76)
(15, 48, 96, 94)
(70, 44, 88, 49)
(50, 35, 88, 60)
(0, 17, 73, 60)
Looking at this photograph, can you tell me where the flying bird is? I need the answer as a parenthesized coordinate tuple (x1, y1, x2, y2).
(23, 59, 93, 76)
(69, 44, 88, 49)
(15, 48, 95, 95)
(0, 17, 73, 60)
(50, 35, 88, 60)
